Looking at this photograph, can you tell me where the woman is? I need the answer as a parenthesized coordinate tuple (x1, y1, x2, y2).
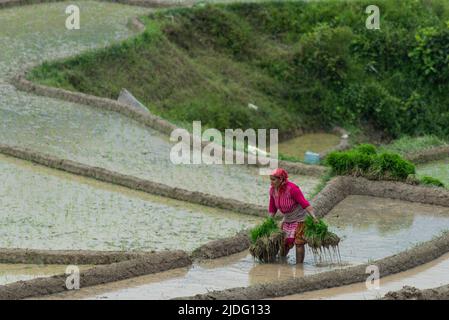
(268, 168, 318, 263)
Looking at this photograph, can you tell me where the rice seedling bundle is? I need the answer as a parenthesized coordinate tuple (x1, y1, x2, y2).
(304, 216, 341, 263)
(249, 217, 284, 263)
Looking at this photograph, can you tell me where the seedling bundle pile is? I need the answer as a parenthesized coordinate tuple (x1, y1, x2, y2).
(249, 217, 284, 263)
(304, 216, 341, 263)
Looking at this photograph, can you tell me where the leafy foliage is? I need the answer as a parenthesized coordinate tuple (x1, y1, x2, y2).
(29, 0, 449, 139)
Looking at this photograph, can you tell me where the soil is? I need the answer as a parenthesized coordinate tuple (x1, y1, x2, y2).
(0, 143, 267, 217)
(191, 231, 251, 260)
(404, 145, 449, 164)
(0, 248, 159, 265)
(13, 71, 328, 177)
(0, 250, 191, 300)
(177, 231, 449, 300)
(383, 284, 449, 300)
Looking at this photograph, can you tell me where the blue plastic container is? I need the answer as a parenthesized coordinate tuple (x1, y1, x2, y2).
(304, 151, 320, 165)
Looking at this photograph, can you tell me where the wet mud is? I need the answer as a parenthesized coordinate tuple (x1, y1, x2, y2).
(0, 250, 191, 299)
(36, 195, 449, 300)
(277, 252, 449, 300)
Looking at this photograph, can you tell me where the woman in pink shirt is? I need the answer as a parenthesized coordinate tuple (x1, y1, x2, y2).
(269, 168, 318, 263)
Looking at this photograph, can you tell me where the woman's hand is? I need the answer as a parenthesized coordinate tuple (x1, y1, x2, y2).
(306, 206, 319, 223)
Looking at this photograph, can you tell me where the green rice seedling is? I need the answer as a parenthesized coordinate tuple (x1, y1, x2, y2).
(326, 148, 415, 182)
(304, 216, 341, 263)
(354, 144, 377, 155)
(420, 176, 445, 188)
(249, 217, 284, 263)
(250, 217, 278, 244)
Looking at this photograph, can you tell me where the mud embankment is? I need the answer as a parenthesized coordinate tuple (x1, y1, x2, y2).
(191, 231, 251, 260)
(13, 73, 178, 136)
(383, 284, 449, 300)
(176, 177, 449, 300)
(0, 250, 191, 300)
(13, 71, 326, 177)
(2, 174, 449, 299)
(346, 176, 449, 207)
(0, 248, 158, 265)
(404, 145, 449, 165)
(0, 143, 267, 217)
(178, 231, 449, 300)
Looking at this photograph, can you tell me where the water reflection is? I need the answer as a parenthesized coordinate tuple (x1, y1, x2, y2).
(0, 264, 92, 285)
(39, 192, 449, 300)
(327, 196, 417, 236)
(278, 133, 341, 160)
(248, 262, 304, 286)
(417, 158, 449, 187)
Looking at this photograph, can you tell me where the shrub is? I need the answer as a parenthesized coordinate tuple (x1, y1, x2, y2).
(293, 25, 354, 87)
(409, 27, 449, 85)
(27, 0, 449, 140)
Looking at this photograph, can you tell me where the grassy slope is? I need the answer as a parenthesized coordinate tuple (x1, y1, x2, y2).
(29, 0, 449, 140)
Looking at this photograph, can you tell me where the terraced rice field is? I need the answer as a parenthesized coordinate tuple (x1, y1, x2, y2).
(39, 195, 449, 299)
(0, 154, 261, 252)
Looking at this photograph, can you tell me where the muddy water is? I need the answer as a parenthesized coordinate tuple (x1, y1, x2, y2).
(276, 252, 449, 300)
(0, 1, 319, 206)
(0, 264, 92, 285)
(39, 195, 449, 299)
(278, 133, 341, 160)
(0, 154, 261, 251)
(417, 158, 449, 187)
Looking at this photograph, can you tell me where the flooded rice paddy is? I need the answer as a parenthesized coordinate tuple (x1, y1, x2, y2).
(0, 1, 319, 206)
(276, 252, 449, 300)
(278, 133, 341, 160)
(417, 158, 449, 187)
(39, 195, 449, 299)
(0, 264, 92, 286)
(3, 0, 448, 299)
(0, 154, 261, 251)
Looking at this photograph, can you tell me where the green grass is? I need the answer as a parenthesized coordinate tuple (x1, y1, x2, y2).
(279, 153, 304, 163)
(381, 135, 448, 156)
(28, 0, 449, 139)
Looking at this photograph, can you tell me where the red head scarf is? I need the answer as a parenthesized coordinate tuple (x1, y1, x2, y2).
(270, 168, 289, 193)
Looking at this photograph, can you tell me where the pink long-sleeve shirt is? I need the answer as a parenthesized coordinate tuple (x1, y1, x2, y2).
(269, 181, 310, 215)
